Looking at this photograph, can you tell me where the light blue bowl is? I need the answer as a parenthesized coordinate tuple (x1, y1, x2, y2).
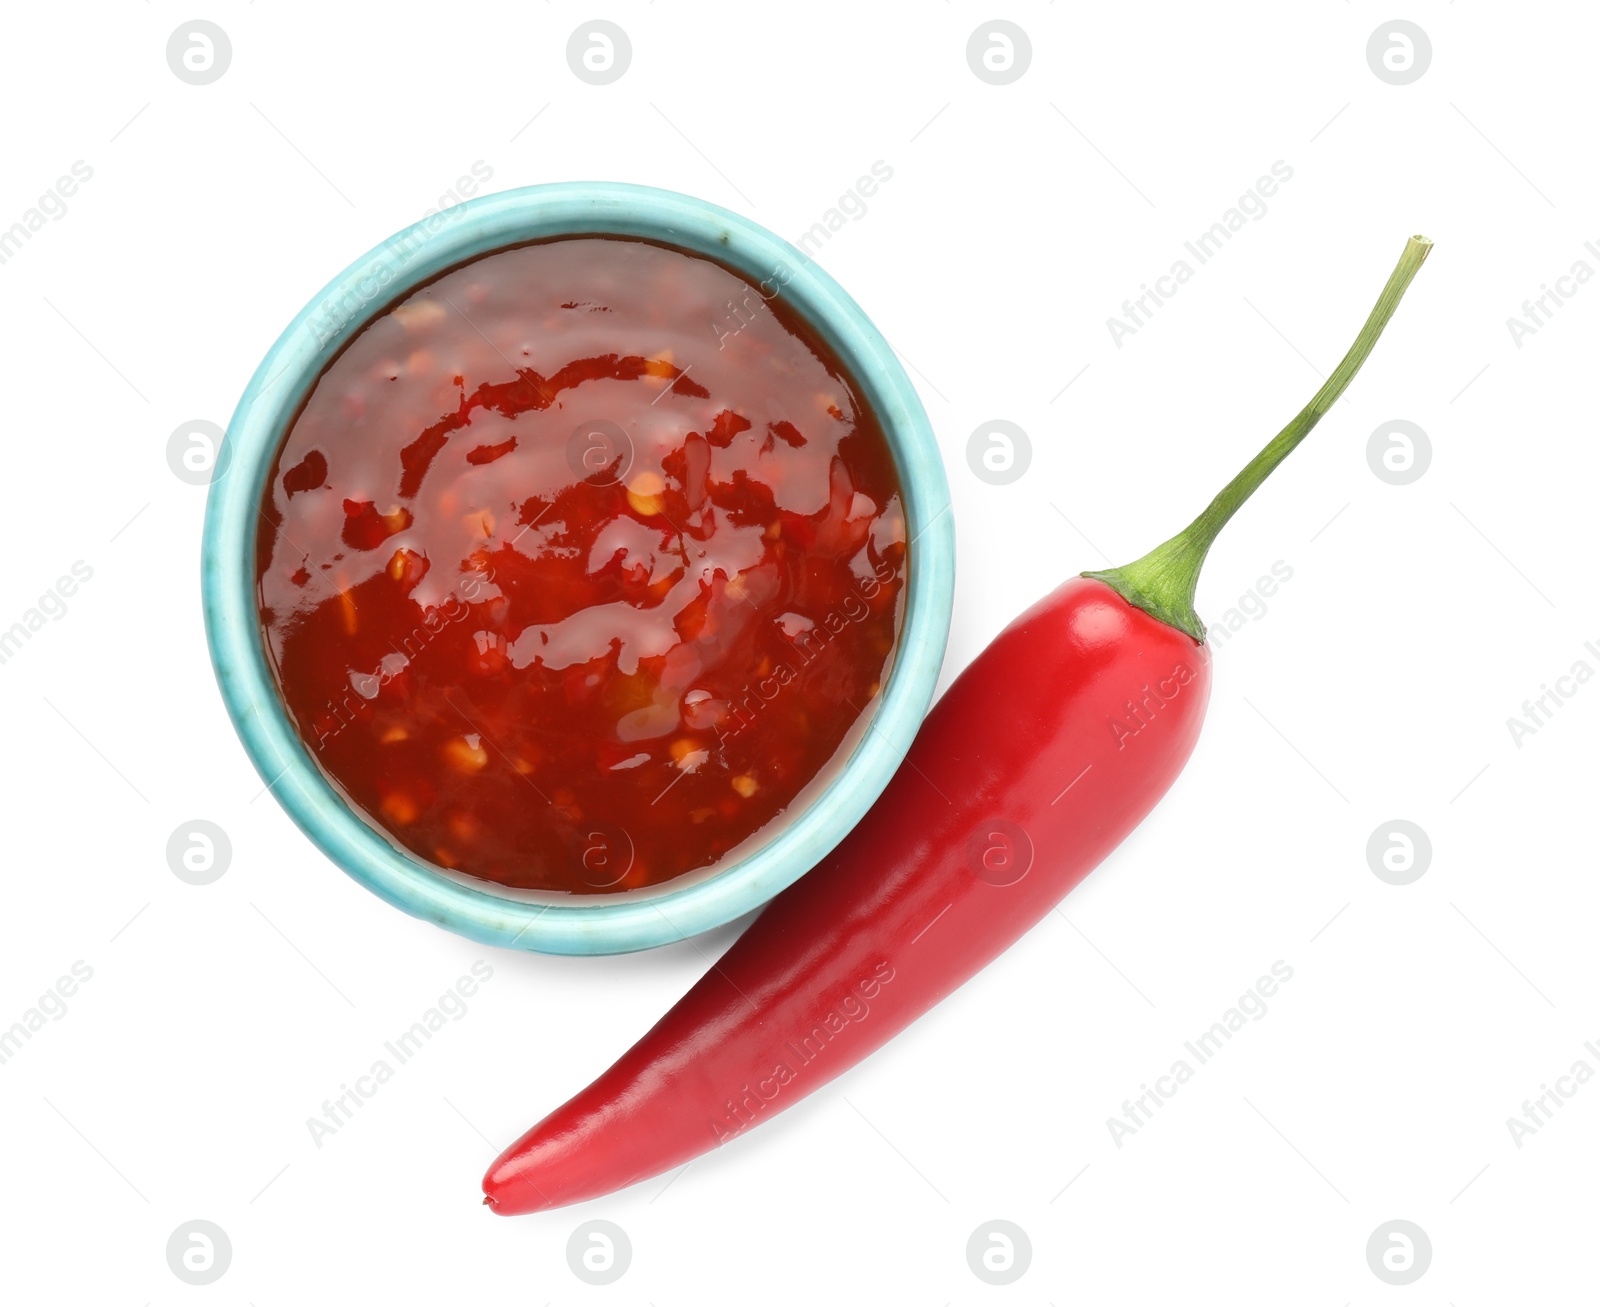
(203, 181, 954, 955)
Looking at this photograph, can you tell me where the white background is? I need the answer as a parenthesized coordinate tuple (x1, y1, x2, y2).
(1, 2, 1595, 1301)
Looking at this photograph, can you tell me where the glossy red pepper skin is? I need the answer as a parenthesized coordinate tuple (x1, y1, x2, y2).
(483, 576, 1211, 1213)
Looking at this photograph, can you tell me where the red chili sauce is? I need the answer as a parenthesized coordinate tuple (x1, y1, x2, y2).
(257, 237, 908, 893)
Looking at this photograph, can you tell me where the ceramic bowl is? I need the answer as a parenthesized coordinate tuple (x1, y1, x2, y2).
(203, 181, 954, 954)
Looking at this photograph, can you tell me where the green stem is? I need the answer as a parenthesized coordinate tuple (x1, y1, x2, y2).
(1085, 234, 1433, 642)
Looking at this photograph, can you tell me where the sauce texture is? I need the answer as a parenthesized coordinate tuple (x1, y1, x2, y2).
(257, 237, 907, 892)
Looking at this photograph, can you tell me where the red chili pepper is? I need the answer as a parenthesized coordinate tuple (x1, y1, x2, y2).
(482, 235, 1433, 1215)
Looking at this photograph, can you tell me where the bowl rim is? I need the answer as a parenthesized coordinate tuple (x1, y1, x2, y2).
(202, 180, 954, 955)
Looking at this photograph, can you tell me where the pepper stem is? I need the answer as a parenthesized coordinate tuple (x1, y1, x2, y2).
(1085, 234, 1433, 641)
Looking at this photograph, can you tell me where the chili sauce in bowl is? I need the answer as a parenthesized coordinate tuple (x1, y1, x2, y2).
(256, 237, 908, 894)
